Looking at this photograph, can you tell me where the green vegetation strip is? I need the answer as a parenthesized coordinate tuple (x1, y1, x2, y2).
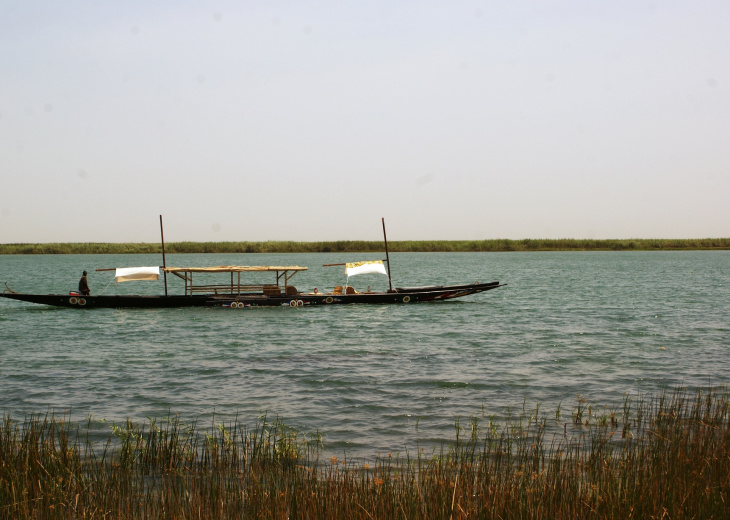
(1, 237, 729, 254)
(1, 387, 728, 519)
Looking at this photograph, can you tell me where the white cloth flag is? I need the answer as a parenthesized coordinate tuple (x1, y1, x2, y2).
(115, 266, 160, 283)
(345, 261, 388, 277)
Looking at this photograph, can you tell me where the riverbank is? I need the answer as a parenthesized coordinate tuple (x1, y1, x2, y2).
(1, 387, 727, 519)
(2, 237, 729, 254)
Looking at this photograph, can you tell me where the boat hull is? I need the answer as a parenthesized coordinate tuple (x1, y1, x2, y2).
(1, 282, 504, 309)
(0, 293, 211, 308)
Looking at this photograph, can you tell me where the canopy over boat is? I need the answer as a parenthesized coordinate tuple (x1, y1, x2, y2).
(161, 265, 308, 296)
(163, 266, 307, 274)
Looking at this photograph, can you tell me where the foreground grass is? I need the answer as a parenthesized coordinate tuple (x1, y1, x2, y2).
(1, 237, 730, 255)
(1, 388, 728, 519)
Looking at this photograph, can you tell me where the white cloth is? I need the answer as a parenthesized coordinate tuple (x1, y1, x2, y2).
(115, 266, 160, 283)
(345, 261, 388, 277)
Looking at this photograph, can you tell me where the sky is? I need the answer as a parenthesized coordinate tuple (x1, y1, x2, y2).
(1, 0, 728, 243)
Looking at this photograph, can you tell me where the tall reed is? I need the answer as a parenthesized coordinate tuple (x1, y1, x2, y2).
(1, 388, 728, 519)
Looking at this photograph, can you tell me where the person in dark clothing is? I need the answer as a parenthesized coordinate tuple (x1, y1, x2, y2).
(79, 271, 90, 296)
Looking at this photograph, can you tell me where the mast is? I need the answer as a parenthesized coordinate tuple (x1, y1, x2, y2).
(382, 217, 394, 292)
(160, 215, 168, 296)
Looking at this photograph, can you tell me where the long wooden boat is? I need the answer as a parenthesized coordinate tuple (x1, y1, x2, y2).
(1, 218, 505, 309)
(1, 278, 504, 309)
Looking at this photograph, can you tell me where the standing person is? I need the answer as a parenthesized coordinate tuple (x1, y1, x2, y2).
(79, 271, 90, 295)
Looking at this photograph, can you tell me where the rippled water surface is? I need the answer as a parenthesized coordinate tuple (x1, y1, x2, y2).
(1, 251, 728, 458)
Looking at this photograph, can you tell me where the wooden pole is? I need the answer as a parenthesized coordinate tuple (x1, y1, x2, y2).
(160, 215, 168, 296)
(382, 217, 393, 292)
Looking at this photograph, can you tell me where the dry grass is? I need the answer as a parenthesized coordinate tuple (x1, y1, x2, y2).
(1, 388, 728, 519)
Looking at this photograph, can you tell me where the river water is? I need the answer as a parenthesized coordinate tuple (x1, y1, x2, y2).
(1, 251, 728, 458)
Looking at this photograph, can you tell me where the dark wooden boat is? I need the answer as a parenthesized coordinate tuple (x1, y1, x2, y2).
(1, 280, 504, 309)
(1, 218, 505, 309)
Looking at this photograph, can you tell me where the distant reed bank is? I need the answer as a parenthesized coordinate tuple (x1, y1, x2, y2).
(2, 237, 729, 254)
(1, 387, 727, 519)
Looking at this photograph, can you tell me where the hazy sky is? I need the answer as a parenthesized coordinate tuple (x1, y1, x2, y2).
(2, 1, 728, 243)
